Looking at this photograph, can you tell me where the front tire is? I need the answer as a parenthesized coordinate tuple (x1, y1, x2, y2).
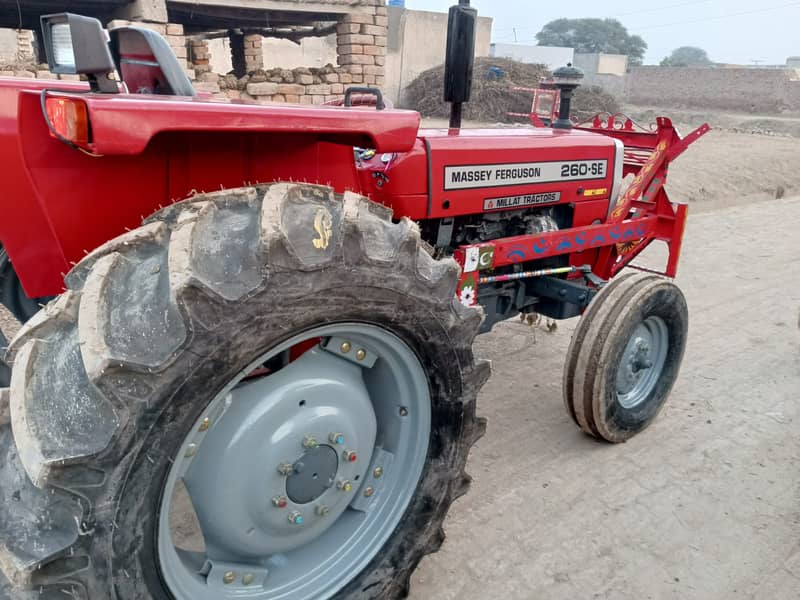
(0, 184, 489, 599)
(564, 273, 688, 442)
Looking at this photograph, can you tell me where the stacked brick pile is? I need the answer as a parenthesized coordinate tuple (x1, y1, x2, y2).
(212, 64, 356, 103)
(336, 5, 387, 88)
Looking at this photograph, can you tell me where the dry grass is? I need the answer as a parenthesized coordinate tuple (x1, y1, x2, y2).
(402, 57, 620, 123)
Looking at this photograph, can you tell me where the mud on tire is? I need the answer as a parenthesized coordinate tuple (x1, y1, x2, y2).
(0, 184, 489, 599)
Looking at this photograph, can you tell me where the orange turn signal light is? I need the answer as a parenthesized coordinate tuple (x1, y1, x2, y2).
(45, 97, 90, 146)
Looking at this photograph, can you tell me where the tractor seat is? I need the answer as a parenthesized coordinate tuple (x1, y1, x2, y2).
(109, 26, 196, 97)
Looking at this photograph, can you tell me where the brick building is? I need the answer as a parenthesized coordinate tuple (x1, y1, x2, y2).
(0, 0, 388, 104)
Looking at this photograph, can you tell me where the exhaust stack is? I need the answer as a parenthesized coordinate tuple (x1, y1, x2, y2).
(551, 64, 584, 130)
(444, 0, 478, 130)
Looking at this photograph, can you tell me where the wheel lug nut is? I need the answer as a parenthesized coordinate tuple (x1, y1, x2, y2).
(399, 406, 409, 417)
(363, 486, 374, 498)
(329, 432, 345, 445)
(288, 511, 304, 525)
(343, 450, 358, 463)
(277, 463, 294, 476)
(373, 467, 383, 478)
(185, 443, 198, 458)
(316, 504, 330, 517)
(338, 479, 352, 492)
(302, 435, 318, 449)
(272, 495, 288, 509)
(242, 574, 255, 586)
(355, 349, 366, 361)
(198, 417, 211, 432)
(340, 341, 351, 353)
(223, 571, 236, 584)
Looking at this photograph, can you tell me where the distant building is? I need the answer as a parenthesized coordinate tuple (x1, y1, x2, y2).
(787, 56, 800, 68)
(489, 43, 573, 70)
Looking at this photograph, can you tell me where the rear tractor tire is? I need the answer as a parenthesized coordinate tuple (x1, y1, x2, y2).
(563, 273, 688, 443)
(0, 184, 489, 600)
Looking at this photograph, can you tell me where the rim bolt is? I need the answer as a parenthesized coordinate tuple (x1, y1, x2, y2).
(242, 574, 255, 586)
(355, 349, 367, 361)
(185, 443, 198, 458)
(272, 495, 288, 509)
(373, 467, 383, 478)
(329, 432, 345, 445)
(316, 504, 330, 517)
(288, 511, 304, 525)
(198, 417, 211, 432)
(338, 479, 353, 492)
(302, 435, 318, 449)
(277, 463, 294, 476)
(343, 450, 358, 463)
(363, 486, 374, 497)
(223, 571, 236, 584)
(340, 341, 352, 353)
(399, 407, 409, 417)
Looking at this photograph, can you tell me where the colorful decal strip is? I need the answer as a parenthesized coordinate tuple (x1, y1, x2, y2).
(445, 160, 608, 191)
(479, 266, 577, 285)
(483, 191, 561, 211)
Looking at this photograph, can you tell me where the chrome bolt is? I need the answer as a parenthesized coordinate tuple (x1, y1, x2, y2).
(329, 432, 345, 445)
(316, 504, 330, 517)
(277, 463, 294, 476)
(223, 571, 236, 584)
(343, 450, 358, 463)
(185, 443, 198, 458)
(338, 479, 353, 492)
(302, 435, 318, 449)
(373, 467, 383, 478)
(272, 495, 288, 509)
(340, 341, 352, 353)
(288, 511, 304, 525)
(355, 349, 367, 361)
(363, 486, 374, 498)
(198, 417, 211, 432)
(242, 573, 255, 586)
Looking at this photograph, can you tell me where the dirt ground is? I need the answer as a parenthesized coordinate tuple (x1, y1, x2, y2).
(406, 117, 800, 599)
(0, 114, 799, 599)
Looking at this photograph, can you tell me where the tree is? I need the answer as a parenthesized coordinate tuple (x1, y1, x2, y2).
(535, 18, 647, 66)
(660, 46, 712, 67)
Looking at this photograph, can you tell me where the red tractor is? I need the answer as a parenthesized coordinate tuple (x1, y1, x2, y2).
(0, 5, 707, 599)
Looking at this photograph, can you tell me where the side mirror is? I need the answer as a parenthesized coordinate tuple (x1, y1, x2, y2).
(443, 4, 477, 105)
(40, 13, 117, 93)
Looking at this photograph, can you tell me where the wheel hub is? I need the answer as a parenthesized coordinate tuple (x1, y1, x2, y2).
(615, 316, 669, 409)
(182, 349, 376, 558)
(158, 324, 432, 600)
(286, 445, 339, 504)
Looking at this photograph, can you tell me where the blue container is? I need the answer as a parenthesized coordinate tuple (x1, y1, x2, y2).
(388, 0, 405, 6)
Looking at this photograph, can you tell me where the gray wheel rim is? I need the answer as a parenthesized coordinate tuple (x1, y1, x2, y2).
(615, 316, 669, 409)
(157, 323, 431, 600)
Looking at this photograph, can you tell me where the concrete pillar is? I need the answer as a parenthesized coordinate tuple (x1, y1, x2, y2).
(115, 0, 168, 24)
(230, 32, 246, 77)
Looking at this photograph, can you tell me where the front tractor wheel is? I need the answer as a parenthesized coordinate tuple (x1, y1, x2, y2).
(563, 273, 688, 443)
(0, 184, 489, 600)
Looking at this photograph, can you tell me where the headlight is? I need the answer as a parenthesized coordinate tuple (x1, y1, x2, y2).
(607, 138, 626, 216)
(50, 22, 76, 70)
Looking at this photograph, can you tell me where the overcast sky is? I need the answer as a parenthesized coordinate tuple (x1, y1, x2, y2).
(406, 0, 800, 65)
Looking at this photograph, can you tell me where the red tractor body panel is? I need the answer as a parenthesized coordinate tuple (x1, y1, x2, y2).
(0, 76, 706, 305)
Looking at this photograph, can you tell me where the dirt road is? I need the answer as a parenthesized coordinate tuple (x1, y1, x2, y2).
(409, 194, 800, 600)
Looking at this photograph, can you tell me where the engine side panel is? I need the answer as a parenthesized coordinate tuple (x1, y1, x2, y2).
(422, 128, 617, 220)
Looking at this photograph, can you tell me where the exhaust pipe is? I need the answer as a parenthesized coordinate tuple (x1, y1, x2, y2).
(444, 0, 477, 130)
(551, 64, 584, 130)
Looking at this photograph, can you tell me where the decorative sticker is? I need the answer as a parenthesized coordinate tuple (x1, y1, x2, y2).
(445, 160, 608, 191)
(458, 274, 478, 307)
(312, 207, 333, 250)
(484, 191, 561, 211)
